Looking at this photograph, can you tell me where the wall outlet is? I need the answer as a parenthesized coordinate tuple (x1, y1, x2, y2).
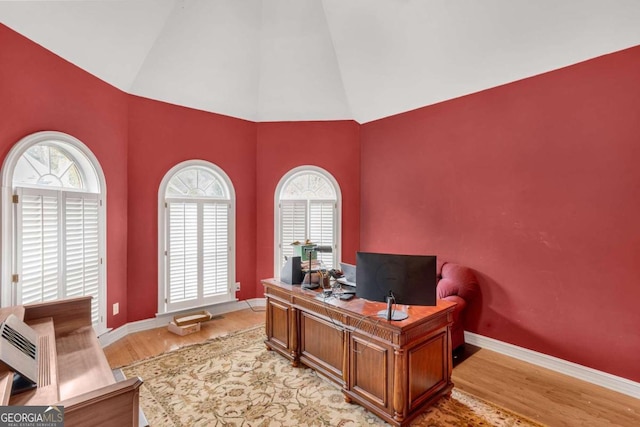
(113, 302, 119, 315)
(235, 282, 241, 291)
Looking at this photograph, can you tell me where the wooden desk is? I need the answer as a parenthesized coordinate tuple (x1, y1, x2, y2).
(262, 279, 456, 427)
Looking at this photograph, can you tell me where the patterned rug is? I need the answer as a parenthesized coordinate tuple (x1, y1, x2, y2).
(120, 325, 543, 426)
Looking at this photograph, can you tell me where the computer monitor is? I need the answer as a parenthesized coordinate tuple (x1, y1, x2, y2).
(356, 252, 437, 320)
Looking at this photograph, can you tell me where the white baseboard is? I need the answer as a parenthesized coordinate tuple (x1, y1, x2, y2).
(464, 331, 640, 399)
(99, 298, 266, 347)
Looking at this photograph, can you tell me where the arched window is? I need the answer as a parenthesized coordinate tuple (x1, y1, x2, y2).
(158, 160, 236, 313)
(1, 131, 106, 333)
(274, 166, 341, 276)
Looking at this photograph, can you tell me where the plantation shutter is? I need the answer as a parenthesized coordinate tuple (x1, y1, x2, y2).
(166, 199, 230, 310)
(280, 200, 307, 267)
(64, 192, 101, 325)
(202, 202, 229, 296)
(167, 201, 199, 304)
(16, 188, 61, 305)
(15, 189, 101, 325)
(309, 200, 335, 268)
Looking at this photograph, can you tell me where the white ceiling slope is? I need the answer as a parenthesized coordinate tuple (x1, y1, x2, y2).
(1, 0, 639, 123)
(0, 0, 176, 91)
(258, 0, 352, 121)
(130, 0, 263, 121)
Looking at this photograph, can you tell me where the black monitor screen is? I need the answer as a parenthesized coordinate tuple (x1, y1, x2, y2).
(355, 252, 437, 306)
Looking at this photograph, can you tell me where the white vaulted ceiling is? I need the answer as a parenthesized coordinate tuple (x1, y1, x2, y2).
(1, 0, 639, 123)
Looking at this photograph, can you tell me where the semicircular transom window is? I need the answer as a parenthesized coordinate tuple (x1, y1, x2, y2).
(166, 167, 228, 198)
(280, 172, 336, 200)
(14, 144, 84, 190)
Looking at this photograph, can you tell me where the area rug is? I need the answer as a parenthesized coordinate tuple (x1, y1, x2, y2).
(120, 325, 543, 426)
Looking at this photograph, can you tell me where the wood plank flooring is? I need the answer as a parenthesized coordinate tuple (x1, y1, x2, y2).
(452, 346, 640, 426)
(104, 308, 640, 426)
(104, 308, 265, 368)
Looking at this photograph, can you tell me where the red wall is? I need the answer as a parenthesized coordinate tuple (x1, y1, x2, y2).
(4, 21, 640, 383)
(256, 121, 361, 295)
(127, 113, 361, 321)
(360, 46, 640, 382)
(0, 24, 360, 328)
(127, 97, 257, 322)
(0, 24, 130, 329)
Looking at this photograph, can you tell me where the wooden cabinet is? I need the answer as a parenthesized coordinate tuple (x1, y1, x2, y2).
(299, 310, 346, 385)
(263, 279, 456, 427)
(1, 297, 142, 427)
(265, 298, 293, 360)
(350, 330, 394, 414)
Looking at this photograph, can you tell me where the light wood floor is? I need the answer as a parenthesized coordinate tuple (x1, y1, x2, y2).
(104, 308, 640, 426)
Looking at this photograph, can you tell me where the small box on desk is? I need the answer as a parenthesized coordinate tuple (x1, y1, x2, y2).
(168, 321, 201, 336)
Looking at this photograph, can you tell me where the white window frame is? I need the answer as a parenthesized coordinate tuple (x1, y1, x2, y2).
(157, 160, 236, 314)
(1, 131, 107, 334)
(274, 165, 342, 277)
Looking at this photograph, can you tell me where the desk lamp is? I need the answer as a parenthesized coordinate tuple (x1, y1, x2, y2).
(301, 245, 332, 290)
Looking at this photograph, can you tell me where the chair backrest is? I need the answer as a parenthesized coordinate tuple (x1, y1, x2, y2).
(437, 262, 479, 302)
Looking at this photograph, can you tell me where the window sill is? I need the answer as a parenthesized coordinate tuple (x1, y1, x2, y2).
(156, 296, 239, 318)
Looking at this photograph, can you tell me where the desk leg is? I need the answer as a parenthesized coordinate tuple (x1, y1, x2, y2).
(342, 329, 351, 402)
(264, 297, 273, 351)
(290, 306, 299, 367)
(393, 348, 406, 423)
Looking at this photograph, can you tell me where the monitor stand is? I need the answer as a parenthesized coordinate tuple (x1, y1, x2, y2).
(376, 309, 408, 321)
(377, 297, 408, 321)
